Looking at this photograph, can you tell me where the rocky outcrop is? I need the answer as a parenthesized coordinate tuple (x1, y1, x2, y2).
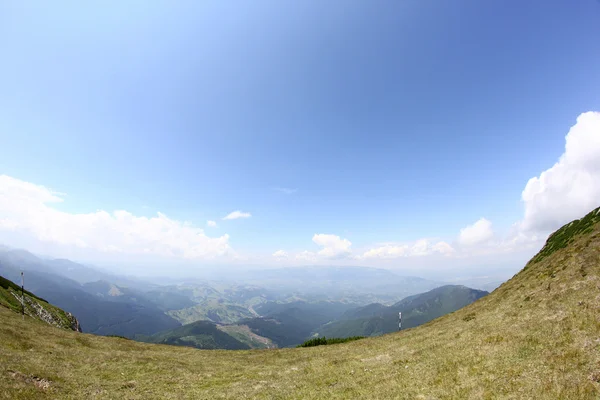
(10, 291, 82, 332)
(66, 312, 82, 332)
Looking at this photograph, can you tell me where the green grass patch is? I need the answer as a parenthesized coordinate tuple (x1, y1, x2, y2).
(296, 336, 365, 348)
(531, 206, 600, 264)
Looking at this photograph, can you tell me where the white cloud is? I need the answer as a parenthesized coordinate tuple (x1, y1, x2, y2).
(359, 239, 455, 260)
(312, 233, 352, 258)
(222, 210, 252, 220)
(274, 187, 298, 195)
(411, 239, 431, 256)
(0, 175, 232, 259)
(449, 111, 600, 258)
(520, 111, 600, 233)
(458, 218, 494, 246)
(360, 244, 408, 259)
(432, 241, 455, 256)
(206, 220, 217, 228)
(272, 250, 288, 260)
(295, 250, 317, 262)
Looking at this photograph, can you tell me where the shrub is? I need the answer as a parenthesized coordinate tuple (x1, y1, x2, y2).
(297, 336, 365, 348)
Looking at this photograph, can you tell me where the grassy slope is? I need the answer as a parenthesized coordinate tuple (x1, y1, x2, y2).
(217, 324, 275, 349)
(166, 299, 255, 325)
(1, 207, 600, 399)
(137, 320, 250, 350)
(0, 276, 78, 331)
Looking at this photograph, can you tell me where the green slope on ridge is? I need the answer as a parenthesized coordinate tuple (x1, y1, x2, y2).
(0, 275, 80, 332)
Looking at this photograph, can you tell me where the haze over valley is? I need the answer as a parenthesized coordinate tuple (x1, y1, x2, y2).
(0, 245, 493, 348)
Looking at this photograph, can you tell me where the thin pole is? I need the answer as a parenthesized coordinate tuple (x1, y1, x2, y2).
(398, 312, 402, 331)
(21, 271, 24, 319)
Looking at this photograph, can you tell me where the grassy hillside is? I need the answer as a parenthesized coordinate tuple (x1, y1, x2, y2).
(217, 325, 275, 349)
(137, 320, 250, 350)
(152, 300, 357, 351)
(255, 300, 356, 325)
(318, 285, 488, 338)
(138, 320, 276, 351)
(1, 206, 600, 399)
(237, 300, 359, 347)
(166, 299, 255, 325)
(0, 275, 80, 332)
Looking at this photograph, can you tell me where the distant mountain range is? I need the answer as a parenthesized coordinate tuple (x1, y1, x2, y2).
(317, 285, 488, 338)
(219, 266, 445, 304)
(0, 245, 488, 347)
(0, 248, 180, 337)
(139, 286, 487, 350)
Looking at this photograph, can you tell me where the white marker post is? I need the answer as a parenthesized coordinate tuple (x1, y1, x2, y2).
(398, 311, 402, 331)
(21, 271, 24, 320)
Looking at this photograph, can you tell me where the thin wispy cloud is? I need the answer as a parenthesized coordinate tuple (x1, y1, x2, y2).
(222, 211, 252, 220)
(0, 175, 232, 260)
(273, 187, 298, 195)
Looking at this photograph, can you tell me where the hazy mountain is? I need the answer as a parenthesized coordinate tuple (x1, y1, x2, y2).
(0, 274, 80, 331)
(142, 289, 197, 311)
(0, 246, 156, 291)
(255, 300, 357, 327)
(222, 266, 445, 304)
(211, 300, 360, 347)
(30, 280, 181, 338)
(337, 302, 389, 320)
(317, 285, 488, 338)
(0, 253, 180, 338)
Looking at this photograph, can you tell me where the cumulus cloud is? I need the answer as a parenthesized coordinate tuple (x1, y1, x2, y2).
(0, 175, 232, 259)
(458, 218, 494, 246)
(222, 210, 252, 220)
(452, 111, 600, 255)
(520, 111, 600, 233)
(206, 220, 217, 228)
(312, 234, 352, 258)
(361, 244, 408, 259)
(272, 250, 288, 260)
(432, 241, 456, 256)
(360, 239, 455, 260)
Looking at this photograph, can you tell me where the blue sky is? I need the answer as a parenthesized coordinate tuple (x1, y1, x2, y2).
(1, 1, 599, 276)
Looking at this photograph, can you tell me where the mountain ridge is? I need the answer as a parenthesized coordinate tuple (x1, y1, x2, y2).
(317, 284, 488, 338)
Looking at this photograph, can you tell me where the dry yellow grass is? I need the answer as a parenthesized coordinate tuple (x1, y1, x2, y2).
(1, 217, 600, 399)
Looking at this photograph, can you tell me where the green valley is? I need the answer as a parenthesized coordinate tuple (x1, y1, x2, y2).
(166, 299, 255, 325)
